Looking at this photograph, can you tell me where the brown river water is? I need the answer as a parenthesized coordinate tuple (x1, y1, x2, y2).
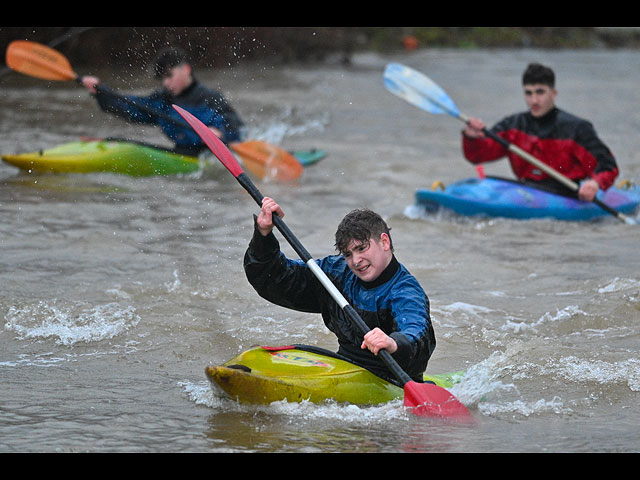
(1, 48, 639, 452)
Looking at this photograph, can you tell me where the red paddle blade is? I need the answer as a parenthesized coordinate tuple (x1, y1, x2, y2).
(404, 382, 474, 421)
(172, 104, 244, 178)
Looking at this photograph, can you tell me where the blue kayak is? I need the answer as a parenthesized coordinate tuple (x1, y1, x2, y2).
(415, 177, 640, 221)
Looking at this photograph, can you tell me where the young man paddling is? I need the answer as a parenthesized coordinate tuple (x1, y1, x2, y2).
(81, 47, 245, 155)
(243, 197, 436, 384)
(462, 63, 618, 201)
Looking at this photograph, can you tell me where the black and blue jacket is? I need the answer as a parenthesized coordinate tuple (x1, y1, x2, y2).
(93, 80, 245, 155)
(244, 225, 436, 384)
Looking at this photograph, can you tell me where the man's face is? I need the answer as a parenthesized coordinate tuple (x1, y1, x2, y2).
(162, 64, 192, 96)
(343, 234, 392, 283)
(524, 83, 557, 118)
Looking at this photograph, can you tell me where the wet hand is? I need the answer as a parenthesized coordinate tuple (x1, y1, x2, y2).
(579, 179, 599, 202)
(257, 197, 284, 236)
(362, 328, 397, 355)
(81, 76, 100, 94)
(463, 117, 486, 139)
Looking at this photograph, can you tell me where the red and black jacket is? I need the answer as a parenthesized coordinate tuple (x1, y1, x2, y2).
(462, 107, 619, 191)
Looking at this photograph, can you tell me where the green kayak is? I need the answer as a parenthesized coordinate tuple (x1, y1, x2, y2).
(2, 139, 202, 176)
(2, 139, 327, 177)
(206, 345, 463, 406)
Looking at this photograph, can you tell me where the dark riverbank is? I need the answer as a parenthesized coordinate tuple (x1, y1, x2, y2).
(2, 27, 640, 71)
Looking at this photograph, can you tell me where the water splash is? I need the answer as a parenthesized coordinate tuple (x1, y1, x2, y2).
(551, 356, 640, 392)
(181, 380, 411, 424)
(245, 108, 329, 145)
(4, 300, 140, 346)
(502, 305, 587, 334)
(450, 351, 517, 406)
(165, 270, 181, 293)
(479, 396, 571, 417)
(598, 277, 640, 294)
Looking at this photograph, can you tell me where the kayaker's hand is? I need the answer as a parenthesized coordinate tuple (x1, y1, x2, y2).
(463, 117, 486, 139)
(362, 328, 397, 355)
(257, 197, 284, 236)
(578, 179, 599, 202)
(81, 76, 100, 95)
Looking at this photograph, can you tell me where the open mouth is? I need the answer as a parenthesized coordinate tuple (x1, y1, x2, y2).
(356, 264, 370, 275)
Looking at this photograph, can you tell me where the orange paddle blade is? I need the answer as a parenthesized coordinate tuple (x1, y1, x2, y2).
(404, 382, 474, 421)
(6, 40, 77, 82)
(231, 140, 303, 182)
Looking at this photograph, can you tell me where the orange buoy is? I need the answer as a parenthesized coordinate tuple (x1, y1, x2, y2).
(403, 35, 419, 51)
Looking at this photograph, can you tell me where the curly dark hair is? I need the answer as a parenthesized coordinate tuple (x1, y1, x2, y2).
(522, 63, 555, 88)
(334, 209, 393, 255)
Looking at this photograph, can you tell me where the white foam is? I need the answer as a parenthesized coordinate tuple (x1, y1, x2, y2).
(0, 352, 66, 368)
(502, 305, 587, 334)
(478, 396, 571, 417)
(165, 270, 181, 293)
(440, 302, 493, 316)
(550, 356, 640, 392)
(4, 300, 140, 346)
(246, 110, 329, 145)
(598, 277, 640, 294)
(180, 380, 409, 423)
(403, 204, 427, 220)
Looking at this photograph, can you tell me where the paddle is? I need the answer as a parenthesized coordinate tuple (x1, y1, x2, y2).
(0, 28, 94, 80)
(383, 63, 637, 225)
(172, 104, 474, 421)
(5, 40, 303, 182)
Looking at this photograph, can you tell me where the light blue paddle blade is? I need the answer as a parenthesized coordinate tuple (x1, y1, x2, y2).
(384, 63, 461, 119)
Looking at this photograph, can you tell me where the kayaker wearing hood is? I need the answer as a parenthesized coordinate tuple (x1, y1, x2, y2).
(81, 47, 245, 155)
(462, 63, 618, 202)
(243, 197, 436, 385)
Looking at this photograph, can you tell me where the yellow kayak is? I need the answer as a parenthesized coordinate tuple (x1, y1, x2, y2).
(206, 345, 463, 406)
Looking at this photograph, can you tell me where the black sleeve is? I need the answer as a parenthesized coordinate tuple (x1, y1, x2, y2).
(243, 223, 323, 314)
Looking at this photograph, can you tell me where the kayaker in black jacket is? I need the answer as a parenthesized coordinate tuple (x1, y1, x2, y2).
(462, 63, 618, 201)
(243, 197, 436, 384)
(81, 47, 245, 155)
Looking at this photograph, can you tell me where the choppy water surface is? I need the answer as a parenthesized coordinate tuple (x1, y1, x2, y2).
(1, 48, 639, 453)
